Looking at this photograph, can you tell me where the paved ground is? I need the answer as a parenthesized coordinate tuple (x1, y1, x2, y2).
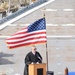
(0, 0, 75, 75)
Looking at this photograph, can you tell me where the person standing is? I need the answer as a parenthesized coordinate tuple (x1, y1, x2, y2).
(24, 45, 42, 75)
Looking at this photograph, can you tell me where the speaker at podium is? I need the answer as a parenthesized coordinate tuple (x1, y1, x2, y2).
(28, 63, 46, 75)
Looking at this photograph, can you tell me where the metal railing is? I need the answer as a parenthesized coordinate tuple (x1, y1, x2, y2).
(0, 0, 47, 25)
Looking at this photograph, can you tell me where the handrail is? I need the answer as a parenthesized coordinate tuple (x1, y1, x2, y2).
(0, 0, 47, 25)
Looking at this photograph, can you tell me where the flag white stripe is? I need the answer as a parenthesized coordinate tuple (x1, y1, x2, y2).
(6, 34, 46, 42)
(8, 30, 46, 39)
(7, 38, 47, 46)
(16, 28, 27, 34)
(15, 30, 46, 36)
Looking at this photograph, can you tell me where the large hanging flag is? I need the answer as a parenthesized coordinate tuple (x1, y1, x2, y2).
(6, 18, 47, 49)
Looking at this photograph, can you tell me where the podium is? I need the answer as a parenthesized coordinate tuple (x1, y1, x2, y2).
(29, 63, 46, 75)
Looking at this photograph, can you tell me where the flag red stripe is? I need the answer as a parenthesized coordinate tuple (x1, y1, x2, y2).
(6, 36, 46, 44)
(12, 28, 27, 35)
(13, 30, 27, 36)
(8, 41, 47, 49)
(6, 31, 46, 40)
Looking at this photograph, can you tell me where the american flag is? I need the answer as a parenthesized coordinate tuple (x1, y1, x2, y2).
(6, 18, 47, 49)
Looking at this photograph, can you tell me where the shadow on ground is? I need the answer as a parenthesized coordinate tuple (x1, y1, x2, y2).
(0, 52, 14, 65)
(0, 52, 14, 57)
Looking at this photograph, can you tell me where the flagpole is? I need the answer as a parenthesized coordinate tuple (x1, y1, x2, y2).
(43, 14, 49, 72)
(46, 43, 49, 71)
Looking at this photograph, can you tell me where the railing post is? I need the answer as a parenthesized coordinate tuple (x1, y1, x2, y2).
(64, 67, 68, 75)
